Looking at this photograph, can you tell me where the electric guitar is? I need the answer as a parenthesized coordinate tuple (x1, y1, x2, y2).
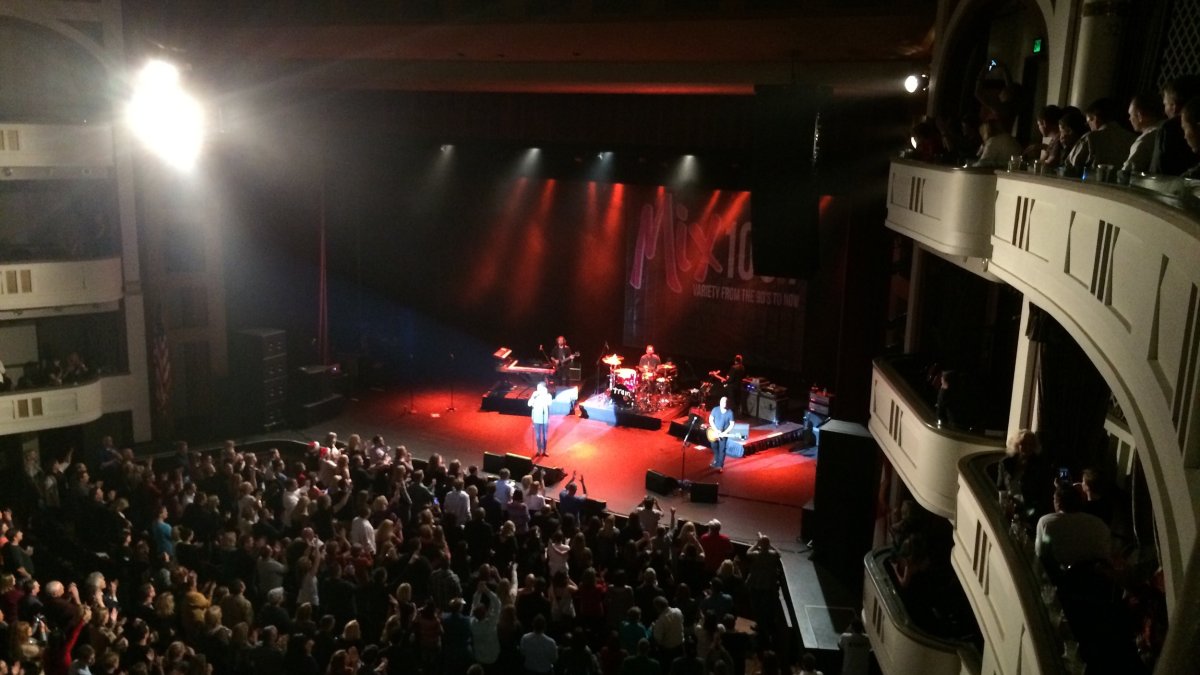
(705, 425, 746, 442)
(708, 369, 729, 384)
(551, 351, 581, 367)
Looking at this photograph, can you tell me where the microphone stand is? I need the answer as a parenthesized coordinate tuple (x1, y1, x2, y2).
(446, 352, 456, 412)
(680, 413, 699, 479)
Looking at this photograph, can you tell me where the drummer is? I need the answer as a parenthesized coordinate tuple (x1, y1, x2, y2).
(638, 344, 661, 373)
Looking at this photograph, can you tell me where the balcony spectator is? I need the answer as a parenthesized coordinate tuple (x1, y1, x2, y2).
(1149, 75, 1200, 175)
(1057, 107, 1088, 176)
(998, 429, 1050, 521)
(938, 114, 982, 165)
(0, 360, 10, 392)
(908, 119, 944, 163)
(1180, 96, 1200, 178)
(1025, 105, 1063, 166)
(1124, 93, 1166, 174)
(975, 60, 1021, 132)
(1035, 485, 1111, 575)
(61, 352, 89, 384)
(972, 119, 1022, 168)
(1067, 98, 1137, 172)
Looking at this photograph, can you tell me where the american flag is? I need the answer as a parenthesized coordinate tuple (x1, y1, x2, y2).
(152, 316, 171, 419)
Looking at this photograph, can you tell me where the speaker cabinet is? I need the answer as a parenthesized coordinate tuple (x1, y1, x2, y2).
(811, 420, 881, 573)
(690, 482, 719, 503)
(750, 84, 828, 279)
(645, 470, 678, 495)
(505, 453, 534, 479)
(582, 498, 608, 519)
(483, 452, 506, 474)
(230, 328, 287, 432)
(533, 464, 567, 486)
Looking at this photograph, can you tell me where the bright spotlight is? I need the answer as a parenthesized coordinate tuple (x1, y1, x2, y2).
(126, 60, 205, 170)
(904, 75, 920, 93)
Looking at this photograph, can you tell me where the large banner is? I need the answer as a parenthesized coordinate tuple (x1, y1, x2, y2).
(623, 187, 806, 371)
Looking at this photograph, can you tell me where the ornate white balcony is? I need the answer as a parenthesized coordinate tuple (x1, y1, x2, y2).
(952, 454, 1074, 675)
(0, 257, 124, 312)
(0, 374, 134, 435)
(0, 123, 113, 174)
(989, 174, 1200, 602)
(886, 160, 997, 259)
(869, 358, 1004, 520)
(863, 549, 975, 675)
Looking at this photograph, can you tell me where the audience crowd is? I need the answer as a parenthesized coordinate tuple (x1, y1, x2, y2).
(0, 432, 795, 675)
(905, 69, 1200, 188)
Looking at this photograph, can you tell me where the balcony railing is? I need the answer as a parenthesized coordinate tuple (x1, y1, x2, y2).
(0, 123, 113, 175)
(0, 373, 134, 435)
(989, 173, 1200, 597)
(886, 160, 997, 259)
(952, 453, 1078, 675)
(868, 357, 1005, 519)
(0, 257, 124, 311)
(863, 548, 977, 675)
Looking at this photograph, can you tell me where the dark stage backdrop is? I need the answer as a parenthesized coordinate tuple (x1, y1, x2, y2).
(316, 141, 808, 375)
(622, 187, 807, 370)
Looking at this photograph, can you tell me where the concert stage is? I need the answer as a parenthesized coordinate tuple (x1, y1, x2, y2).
(480, 382, 578, 416)
(577, 393, 690, 431)
(667, 411, 809, 458)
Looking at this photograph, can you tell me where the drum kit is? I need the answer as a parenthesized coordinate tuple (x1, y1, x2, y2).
(601, 354, 680, 411)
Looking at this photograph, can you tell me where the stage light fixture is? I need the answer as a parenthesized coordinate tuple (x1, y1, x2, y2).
(441, 144, 454, 153)
(904, 74, 929, 94)
(126, 60, 205, 170)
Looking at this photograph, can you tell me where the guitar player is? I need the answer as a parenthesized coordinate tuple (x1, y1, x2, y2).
(550, 335, 579, 386)
(709, 354, 747, 414)
(708, 396, 735, 472)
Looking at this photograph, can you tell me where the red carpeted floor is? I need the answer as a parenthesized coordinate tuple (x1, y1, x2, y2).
(298, 381, 816, 545)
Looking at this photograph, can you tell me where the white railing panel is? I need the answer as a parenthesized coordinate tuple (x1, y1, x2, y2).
(0, 257, 123, 310)
(869, 359, 1004, 520)
(0, 374, 134, 435)
(990, 174, 1200, 602)
(864, 550, 967, 675)
(886, 160, 997, 259)
(0, 123, 113, 168)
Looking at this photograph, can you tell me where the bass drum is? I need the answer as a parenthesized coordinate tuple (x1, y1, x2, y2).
(610, 384, 635, 408)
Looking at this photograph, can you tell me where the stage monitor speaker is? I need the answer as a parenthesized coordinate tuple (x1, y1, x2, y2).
(534, 465, 567, 486)
(294, 365, 333, 406)
(645, 470, 678, 495)
(690, 482, 718, 503)
(582, 498, 608, 519)
(750, 84, 827, 280)
(811, 420, 881, 572)
(483, 452, 505, 474)
(505, 453, 534, 478)
(410, 457, 428, 475)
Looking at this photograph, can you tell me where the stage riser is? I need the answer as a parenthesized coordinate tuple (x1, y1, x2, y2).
(667, 418, 805, 457)
(480, 386, 577, 416)
(578, 395, 687, 431)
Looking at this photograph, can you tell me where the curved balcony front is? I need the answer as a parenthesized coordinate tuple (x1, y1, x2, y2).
(0, 257, 124, 312)
(868, 357, 1005, 520)
(886, 160, 997, 259)
(989, 174, 1200, 601)
(0, 123, 113, 175)
(0, 373, 134, 436)
(952, 454, 1073, 675)
(863, 549, 976, 675)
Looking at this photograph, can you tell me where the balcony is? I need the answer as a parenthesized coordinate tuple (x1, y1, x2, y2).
(989, 173, 1200, 595)
(0, 258, 124, 312)
(0, 123, 113, 178)
(868, 357, 1005, 520)
(863, 549, 978, 675)
(952, 454, 1079, 675)
(886, 160, 997, 261)
(0, 374, 135, 436)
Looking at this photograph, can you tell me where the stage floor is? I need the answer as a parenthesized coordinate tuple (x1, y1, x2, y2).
(246, 378, 856, 650)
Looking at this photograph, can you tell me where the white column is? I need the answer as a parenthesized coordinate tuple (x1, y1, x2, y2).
(1067, 0, 1131, 105)
(1007, 298, 1038, 434)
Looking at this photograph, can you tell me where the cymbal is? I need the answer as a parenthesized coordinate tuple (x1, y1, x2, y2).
(602, 354, 624, 366)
